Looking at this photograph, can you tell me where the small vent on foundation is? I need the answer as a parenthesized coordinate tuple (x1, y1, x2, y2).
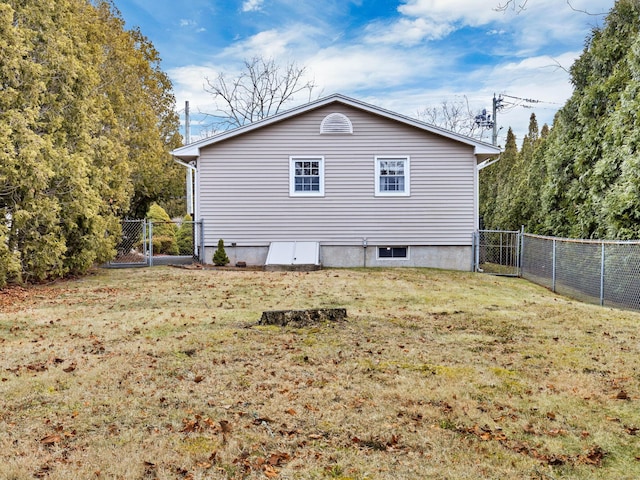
(320, 113, 353, 134)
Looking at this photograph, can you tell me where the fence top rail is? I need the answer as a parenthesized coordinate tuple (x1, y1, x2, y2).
(149, 220, 201, 224)
(523, 233, 640, 245)
(478, 229, 521, 234)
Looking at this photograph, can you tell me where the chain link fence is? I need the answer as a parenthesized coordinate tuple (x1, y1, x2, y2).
(521, 234, 640, 311)
(147, 220, 204, 266)
(109, 219, 148, 266)
(473, 230, 521, 276)
(107, 219, 204, 267)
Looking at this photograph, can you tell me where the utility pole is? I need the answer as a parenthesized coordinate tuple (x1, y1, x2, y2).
(492, 94, 504, 146)
(185, 100, 191, 144)
(475, 94, 505, 146)
(184, 101, 194, 215)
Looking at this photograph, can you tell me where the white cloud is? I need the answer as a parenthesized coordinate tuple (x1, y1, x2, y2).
(307, 45, 423, 92)
(242, 0, 264, 12)
(398, 0, 503, 26)
(365, 17, 455, 45)
(220, 25, 324, 61)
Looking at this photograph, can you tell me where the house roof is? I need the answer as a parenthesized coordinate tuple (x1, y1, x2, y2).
(171, 93, 501, 161)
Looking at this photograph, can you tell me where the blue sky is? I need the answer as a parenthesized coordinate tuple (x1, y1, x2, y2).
(114, 0, 614, 146)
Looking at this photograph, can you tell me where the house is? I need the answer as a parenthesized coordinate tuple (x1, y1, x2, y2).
(171, 94, 500, 270)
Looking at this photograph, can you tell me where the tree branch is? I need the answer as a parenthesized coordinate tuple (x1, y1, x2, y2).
(203, 56, 318, 131)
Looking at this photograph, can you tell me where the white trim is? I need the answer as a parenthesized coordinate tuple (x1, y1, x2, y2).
(477, 157, 500, 171)
(377, 246, 410, 260)
(375, 156, 410, 197)
(289, 156, 325, 197)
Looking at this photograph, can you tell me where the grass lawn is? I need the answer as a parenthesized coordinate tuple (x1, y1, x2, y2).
(0, 266, 639, 479)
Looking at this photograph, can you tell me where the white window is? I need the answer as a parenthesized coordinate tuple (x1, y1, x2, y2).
(375, 156, 410, 196)
(290, 156, 324, 196)
(378, 246, 409, 259)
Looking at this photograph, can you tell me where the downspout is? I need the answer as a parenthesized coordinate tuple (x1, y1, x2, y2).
(174, 157, 199, 259)
(173, 158, 197, 217)
(362, 238, 368, 268)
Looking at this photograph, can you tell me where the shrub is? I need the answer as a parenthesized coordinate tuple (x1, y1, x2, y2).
(212, 239, 229, 266)
(146, 204, 178, 255)
(176, 214, 194, 255)
(151, 236, 179, 256)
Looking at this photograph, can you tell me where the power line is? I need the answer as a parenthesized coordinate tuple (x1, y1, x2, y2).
(475, 93, 559, 145)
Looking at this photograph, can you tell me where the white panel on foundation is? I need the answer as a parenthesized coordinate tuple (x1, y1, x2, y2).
(266, 242, 320, 265)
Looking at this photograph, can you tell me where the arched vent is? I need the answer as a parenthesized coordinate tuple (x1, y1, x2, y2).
(320, 113, 353, 134)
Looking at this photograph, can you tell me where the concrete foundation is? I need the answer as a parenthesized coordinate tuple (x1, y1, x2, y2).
(204, 244, 472, 271)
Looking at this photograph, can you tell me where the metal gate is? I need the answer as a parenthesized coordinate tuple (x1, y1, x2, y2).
(107, 219, 205, 268)
(108, 219, 149, 267)
(473, 230, 521, 276)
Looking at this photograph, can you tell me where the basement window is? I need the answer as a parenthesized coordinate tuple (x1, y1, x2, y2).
(378, 246, 408, 259)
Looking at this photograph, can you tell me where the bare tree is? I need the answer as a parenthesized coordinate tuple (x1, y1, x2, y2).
(494, 0, 529, 12)
(417, 96, 489, 141)
(204, 56, 318, 130)
(495, 0, 604, 15)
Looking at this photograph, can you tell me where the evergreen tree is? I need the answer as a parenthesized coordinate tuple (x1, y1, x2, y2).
(479, 128, 518, 229)
(0, 0, 182, 284)
(522, 123, 550, 233)
(176, 214, 194, 255)
(539, 0, 640, 238)
(212, 239, 230, 266)
(146, 204, 178, 255)
(480, 1, 640, 240)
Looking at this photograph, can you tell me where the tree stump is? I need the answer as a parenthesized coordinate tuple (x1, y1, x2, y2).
(259, 308, 346, 327)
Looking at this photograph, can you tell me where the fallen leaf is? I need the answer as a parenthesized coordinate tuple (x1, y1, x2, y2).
(267, 452, 290, 466)
(616, 390, 630, 400)
(63, 364, 76, 373)
(264, 465, 279, 478)
(40, 434, 62, 444)
(580, 446, 607, 466)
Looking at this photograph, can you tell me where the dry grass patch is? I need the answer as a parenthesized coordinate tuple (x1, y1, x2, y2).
(1, 267, 639, 479)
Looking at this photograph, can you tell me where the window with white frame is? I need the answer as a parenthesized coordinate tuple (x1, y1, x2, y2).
(375, 156, 410, 196)
(290, 157, 324, 196)
(378, 246, 408, 259)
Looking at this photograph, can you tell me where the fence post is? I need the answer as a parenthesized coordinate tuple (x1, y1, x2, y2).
(142, 219, 148, 263)
(600, 242, 605, 307)
(552, 238, 556, 292)
(471, 232, 476, 271)
(148, 221, 154, 267)
(518, 226, 524, 277)
(474, 232, 481, 272)
(199, 220, 205, 263)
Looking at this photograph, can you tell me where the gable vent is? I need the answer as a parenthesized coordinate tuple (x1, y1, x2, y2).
(320, 113, 353, 134)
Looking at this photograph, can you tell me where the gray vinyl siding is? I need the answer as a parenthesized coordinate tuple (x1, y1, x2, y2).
(198, 104, 477, 247)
